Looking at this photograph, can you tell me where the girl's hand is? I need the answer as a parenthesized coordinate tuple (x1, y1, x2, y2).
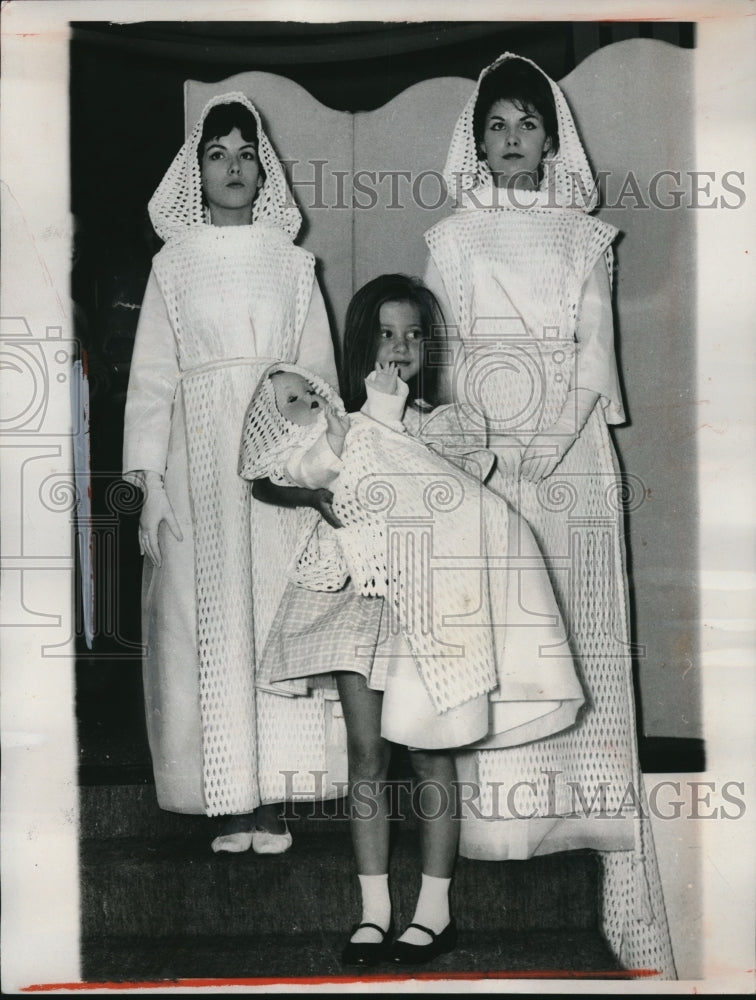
(252, 478, 343, 529)
(139, 482, 183, 567)
(310, 487, 343, 529)
(369, 361, 398, 396)
(519, 429, 577, 483)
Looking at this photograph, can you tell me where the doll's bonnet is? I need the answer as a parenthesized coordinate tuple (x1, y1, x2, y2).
(239, 361, 346, 483)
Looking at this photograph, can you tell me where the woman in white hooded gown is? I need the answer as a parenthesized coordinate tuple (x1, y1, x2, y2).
(122, 93, 344, 852)
(423, 53, 676, 978)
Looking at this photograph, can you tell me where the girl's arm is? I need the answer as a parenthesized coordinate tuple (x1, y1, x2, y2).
(252, 477, 343, 529)
(362, 364, 409, 429)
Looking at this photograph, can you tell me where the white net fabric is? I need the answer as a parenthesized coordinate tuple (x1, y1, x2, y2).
(239, 360, 351, 594)
(426, 208, 617, 400)
(326, 417, 508, 714)
(149, 91, 302, 242)
(427, 52, 676, 978)
(148, 176, 320, 815)
(442, 51, 599, 211)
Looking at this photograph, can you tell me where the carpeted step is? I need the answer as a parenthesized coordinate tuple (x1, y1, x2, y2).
(80, 829, 602, 939)
(80, 929, 626, 983)
(78, 782, 357, 841)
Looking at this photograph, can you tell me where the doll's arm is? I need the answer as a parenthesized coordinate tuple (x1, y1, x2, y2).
(324, 406, 350, 458)
(284, 429, 345, 490)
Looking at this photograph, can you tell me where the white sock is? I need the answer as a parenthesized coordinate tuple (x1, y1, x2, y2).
(398, 873, 451, 945)
(350, 873, 391, 944)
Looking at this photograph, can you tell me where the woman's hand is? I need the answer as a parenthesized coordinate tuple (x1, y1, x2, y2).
(520, 389, 599, 483)
(139, 479, 183, 567)
(252, 478, 343, 528)
(519, 429, 577, 483)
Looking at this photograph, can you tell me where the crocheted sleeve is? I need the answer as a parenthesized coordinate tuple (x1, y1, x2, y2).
(293, 278, 338, 389)
(284, 430, 343, 490)
(122, 269, 180, 483)
(574, 259, 626, 425)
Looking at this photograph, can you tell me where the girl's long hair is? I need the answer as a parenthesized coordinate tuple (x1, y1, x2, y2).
(340, 274, 445, 412)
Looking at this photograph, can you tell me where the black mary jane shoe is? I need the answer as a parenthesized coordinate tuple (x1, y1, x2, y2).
(341, 921, 394, 968)
(391, 919, 457, 965)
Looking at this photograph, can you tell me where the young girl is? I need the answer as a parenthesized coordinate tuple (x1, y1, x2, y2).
(423, 54, 676, 976)
(122, 93, 340, 855)
(250, 274, 585, 966)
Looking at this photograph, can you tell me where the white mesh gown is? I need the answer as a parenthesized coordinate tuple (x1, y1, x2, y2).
(424, 54, 676, 977)
(122, 93, 346, 817)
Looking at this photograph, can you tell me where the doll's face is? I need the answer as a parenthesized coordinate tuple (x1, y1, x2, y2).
(200, 127, 262, 224)
(478, 99, 552, 189)
(270, 371, 329, 426)
(374, 300, 424, 382)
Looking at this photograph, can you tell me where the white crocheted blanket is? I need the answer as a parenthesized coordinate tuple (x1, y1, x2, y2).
(295, 412, 507, 713)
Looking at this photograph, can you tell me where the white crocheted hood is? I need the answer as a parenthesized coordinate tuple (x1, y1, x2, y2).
(149, 91, 302, 242)
(239, 360, 347, 483)
(443, 52, 599, 212)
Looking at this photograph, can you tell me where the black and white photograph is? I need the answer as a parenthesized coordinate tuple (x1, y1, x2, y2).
(1, 1, 754, 994)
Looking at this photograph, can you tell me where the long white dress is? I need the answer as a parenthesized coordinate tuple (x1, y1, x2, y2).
(424, 53, 676, 978)
(122, 93, 346, 817)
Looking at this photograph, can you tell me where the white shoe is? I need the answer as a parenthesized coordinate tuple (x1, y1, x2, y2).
(251, 827, 293, 855)
(211, 831, 254, 854)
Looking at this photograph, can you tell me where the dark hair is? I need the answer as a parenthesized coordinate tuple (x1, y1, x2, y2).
(472, 58, 559, 157)
(341, 274, 445, 411)
(197, 101, 266, 184)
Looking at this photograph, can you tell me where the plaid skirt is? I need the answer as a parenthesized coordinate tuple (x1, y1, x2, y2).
(258, 506, 584, 752)
(259, 580, 385, 695)
(259, 580, 490, 748)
